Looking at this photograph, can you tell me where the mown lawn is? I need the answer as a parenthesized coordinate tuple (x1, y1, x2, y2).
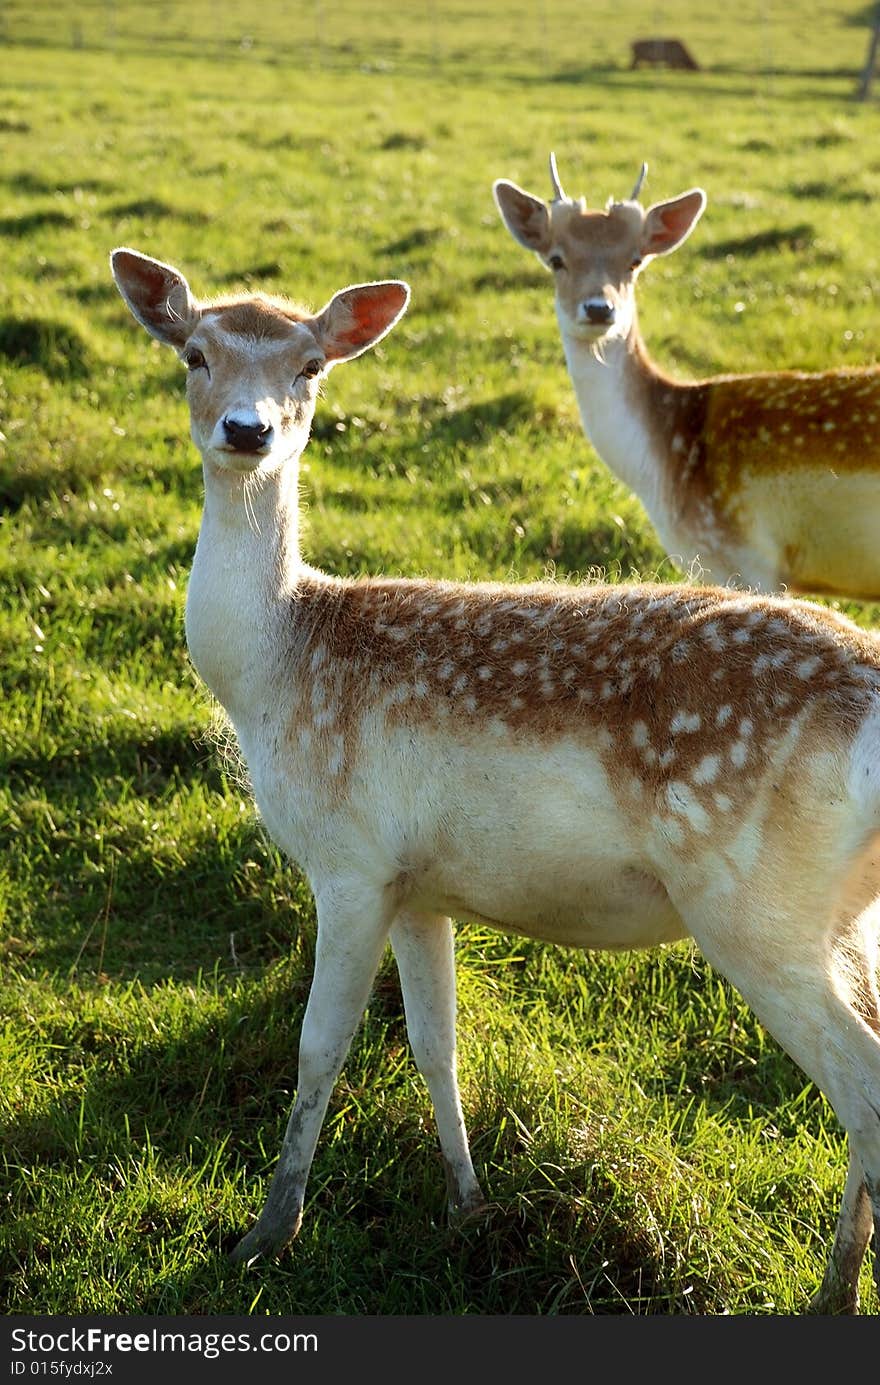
(1, 0, 879, 1315)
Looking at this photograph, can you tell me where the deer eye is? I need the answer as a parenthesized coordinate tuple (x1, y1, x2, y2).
(547, 254, 566, 272)
(300, 359, 322, 379)
(184, 347, 207, 370)
(630, 256, 643, 271)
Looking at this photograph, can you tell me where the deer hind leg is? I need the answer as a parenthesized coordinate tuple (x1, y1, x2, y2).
(390, 911, 486, 1218)
(230, 886, 393, 1265)
(811, 895, 880, 1313)
(811, 1150, 874, 1314)
(682, 870, 880, 1314)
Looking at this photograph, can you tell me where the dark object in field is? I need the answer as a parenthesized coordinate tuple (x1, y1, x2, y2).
(630, 38, 701, 71)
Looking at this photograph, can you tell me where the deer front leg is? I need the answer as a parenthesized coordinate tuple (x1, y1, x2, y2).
(230, 888, 392, 1266)
(390, 911, 487, 1218)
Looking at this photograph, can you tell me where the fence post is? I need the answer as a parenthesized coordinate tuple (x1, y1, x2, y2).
(857, 2, 880, 100)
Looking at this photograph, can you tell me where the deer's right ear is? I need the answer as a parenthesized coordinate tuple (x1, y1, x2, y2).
(110, 247, 199, 348)
(493, 181, 552, 255)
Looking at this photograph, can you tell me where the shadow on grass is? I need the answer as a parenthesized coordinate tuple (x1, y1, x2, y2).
(2, 172, 110, 193)
(422, 391, 537, 447)
(517, 65, 863, 102)
(0, 210, 77, 237)
(214, 261, 284, 286)
(308, 394, 540, 449)
(0, 445, 196, 515)
(789, 180, 872, 202)
(380, 226, 445, 257)
(4, 717, 306, 979)
(472, 267, 546, 293)
(69, 281, 125, 304)
(3, 842, 302, 984)
(700, 223, 816, 259)
(0, 963, 740, 1314)
(105, 198, 211, 225)
(0, 315, 91, 379)
(0, 776, 827, 1314)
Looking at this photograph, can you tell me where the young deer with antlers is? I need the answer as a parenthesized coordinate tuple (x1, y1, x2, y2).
(111, 246, 880, 1312)
(494, 157, 880, 601)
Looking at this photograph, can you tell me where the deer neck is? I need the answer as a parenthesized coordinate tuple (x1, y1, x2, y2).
(184, 456, 309, 722)
(558, 310, 689, 545)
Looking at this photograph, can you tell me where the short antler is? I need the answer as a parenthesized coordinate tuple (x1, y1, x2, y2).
(548, 151, 566, 202)
(630, 161, 648, 201)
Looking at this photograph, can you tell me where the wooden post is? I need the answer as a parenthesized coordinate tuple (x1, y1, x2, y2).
(857, 2, 880, 100)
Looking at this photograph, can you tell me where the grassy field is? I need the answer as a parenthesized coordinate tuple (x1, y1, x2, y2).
(2, 1, 880, 1317)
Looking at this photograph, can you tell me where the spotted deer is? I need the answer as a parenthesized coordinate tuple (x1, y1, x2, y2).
(111, 246, 880, 1312)
(493, 157, 880, 601)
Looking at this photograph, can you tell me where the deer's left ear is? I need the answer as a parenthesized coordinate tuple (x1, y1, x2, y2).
(312, 281, 410, 365)
(640, 189, 707, 257)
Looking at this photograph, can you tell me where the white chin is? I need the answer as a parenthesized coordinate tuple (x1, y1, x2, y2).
(571, 322, 615, 344)
(205, 448, 274, 475)
(203, 451, 264, 479)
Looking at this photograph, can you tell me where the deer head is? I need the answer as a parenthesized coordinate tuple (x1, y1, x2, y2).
(493, 157, 706, 344)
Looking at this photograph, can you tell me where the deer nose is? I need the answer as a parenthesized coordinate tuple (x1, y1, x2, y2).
(223, 415, 274, 453)
(584, 298, 615, 326)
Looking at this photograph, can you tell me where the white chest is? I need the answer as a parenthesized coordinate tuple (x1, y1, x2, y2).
(560, 333, 684, 558)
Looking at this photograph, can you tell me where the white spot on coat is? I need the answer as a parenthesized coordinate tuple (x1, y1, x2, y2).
(671, 710, 701, 734)
(693, 754, 721, 785)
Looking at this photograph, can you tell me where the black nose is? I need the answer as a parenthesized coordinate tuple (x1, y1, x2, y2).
(584, 300, 615, 325)
(223, 417, 273, 452)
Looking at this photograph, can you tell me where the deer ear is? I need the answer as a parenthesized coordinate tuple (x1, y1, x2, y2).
(493, 180, 552, 255)
(640, 189, 707, 257)
(311, 281, 410, 365)
(110, 247, 199, 348)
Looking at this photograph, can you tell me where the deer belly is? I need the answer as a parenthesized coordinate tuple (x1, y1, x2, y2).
(243, 722, 689, 950)
(414, 864, 688, 951)
(738, 469, 880, 599)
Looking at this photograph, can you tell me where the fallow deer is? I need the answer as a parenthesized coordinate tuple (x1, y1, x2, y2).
(111, 246, 880, 1312)
(493, 157, 880, 601)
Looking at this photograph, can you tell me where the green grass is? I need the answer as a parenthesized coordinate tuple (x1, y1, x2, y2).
(2, 0, 880, 1316)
